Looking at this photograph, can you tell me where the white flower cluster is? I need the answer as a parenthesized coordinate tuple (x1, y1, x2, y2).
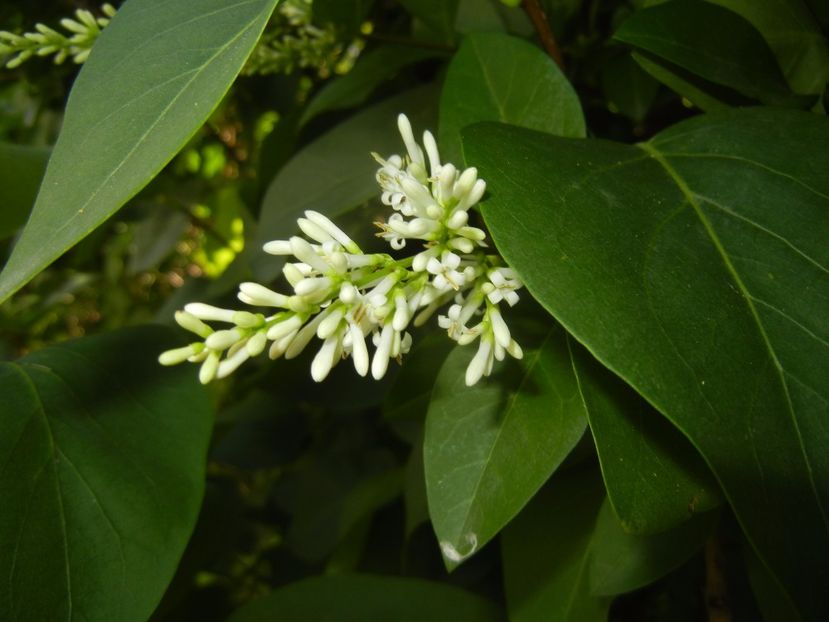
(160, 114, 524, 386)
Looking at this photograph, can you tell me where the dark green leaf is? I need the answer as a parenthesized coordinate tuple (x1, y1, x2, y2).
(570, 338, 721, 534)
(0, 141, 49, 239)
(502, 469, 609, 622)
(463, 108, 829, 618)
(0, 326, 213, 622)
(424, 323, 587, 568)
(0, 0, 279, 303)
(708, 0, 829, 94)
(227, 574, 504, 622)
(589, 500, 716, 595)
(615, 0, 793, 104)
(301, 45, 443, 126)
(254, 84, 438, 282)
(601, 52, 660, 123)
(397, 0, 460, 43)
(440, 32, 584, 164)
(313, 0, 375, 36)
(631, 50, 741, 111)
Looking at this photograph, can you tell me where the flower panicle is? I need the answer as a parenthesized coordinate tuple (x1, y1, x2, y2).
(0, 4, 115, 69)
(160, 114, 524, 386)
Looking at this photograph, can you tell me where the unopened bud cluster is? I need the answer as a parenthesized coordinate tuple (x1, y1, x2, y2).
(161, 114, 524, 386)
(0, 4, 115, 68)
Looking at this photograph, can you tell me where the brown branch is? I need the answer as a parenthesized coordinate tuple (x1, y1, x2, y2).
(704, 535, 732, 622)
(522, 0, 565, 70)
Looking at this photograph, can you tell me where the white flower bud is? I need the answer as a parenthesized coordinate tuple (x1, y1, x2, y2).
(349, 322, 369, 377)
(205, 329, 242, 351)
(246, 331, 268, 357)
(290, 236, 330, 273)
(465, 338, 492, 386)
(263, 240, 293, 255)
(199, 351, 220, 384)
(311, 335, 340, 382)
(372, 322, 394, 380)
(175, 311, 213, 338)
(238, 282, 289, 308)
(158, 343, 202, 366)
(267, 314, 304, 340)
(305, 210, 360, 253)
(422, 130, 441, 177)
(216, 347, 251, 379)
(488, 306, 511, 349)
(184, 303, 236, 323)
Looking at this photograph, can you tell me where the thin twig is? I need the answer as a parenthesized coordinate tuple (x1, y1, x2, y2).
(704, 535, 732, 622)
(522, 0, 565, 70)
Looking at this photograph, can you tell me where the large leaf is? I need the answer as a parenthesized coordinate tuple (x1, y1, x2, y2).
(227, 574, 504, 622)
(0, 326, 213, 622)
(424, 322, 587, 568)
(589, 500, 716, 596)
(615, 0, 793, 105)
(708, 0, 829, 94)
(253, 84, 438, 282)
(463, 108, 829, 618)
(0, 142, 50, 239)
(440, 31, 584, 164)
(569, 338, 721, 534)
(0, 0, 279, 303)
(501, 469, 609, 622)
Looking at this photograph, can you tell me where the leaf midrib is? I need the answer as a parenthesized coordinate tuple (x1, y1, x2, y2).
(638, 141, 829, 536)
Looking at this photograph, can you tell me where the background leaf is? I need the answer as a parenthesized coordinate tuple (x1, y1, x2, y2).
(424, 322, 587, 568)
(439, 31, 585, 164)
(0, 326, 213, 622)
(0, 141, 49, 239)
(253, 84, 438, 282)
(501, 469, 609, 622)
(589, 500, 716, 596)
(463, 108, 829, 619)
(397, 0, 461, 43)
(300, 45, 444, 126)
(570, 338, 721, 534)
(0, 0, 279, 303)
(226, 574, 504, 622)
(708, 0, 829, 94)
(615, 0, 794, 105)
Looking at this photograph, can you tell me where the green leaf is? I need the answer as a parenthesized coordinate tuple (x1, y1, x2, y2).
(253, 84, 438, 282)
(0, 326, 213, 622)
(313, 0, 375, 36)
(708, 0, 829, 94)
(569, 338, 721, 534)
(601, 52, 660, 123)
(0, 142, 50, 239)
(0, 0, 279, 303)
(589, 500, 716, 596)
(615, 0, 793, 104)
(227, 574, 504, 622)
(463, 108, 829, 618)
(440, 31, 585, 164)
(301, 45, 443, 126)
(397, 0, 460, 43)
(424, 323, 587, 568)
(501, 469, 609, 622)
(631, 50, 740, 112)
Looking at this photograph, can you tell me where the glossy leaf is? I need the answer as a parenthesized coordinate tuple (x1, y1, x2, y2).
(0, 326, 213, 622)
(463, 108, 829, 618)
(300, 45, 443, 126)
(501, 469, 609, 622)
(424, 323, 587, 568)
(253, 84, 438, 282)
(0, 0, 279, 302)
(0, 142, 50, 239)
(708, 0, 829, 94)
(570, 338, 721, 534)
(440, 31, 584, 164)
(589, 500, 716, 596)
(615, 0, 792, 104)
(227, 574, 504, 622)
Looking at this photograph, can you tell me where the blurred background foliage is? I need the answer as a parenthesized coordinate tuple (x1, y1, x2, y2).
(1, 0, 825, 620)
